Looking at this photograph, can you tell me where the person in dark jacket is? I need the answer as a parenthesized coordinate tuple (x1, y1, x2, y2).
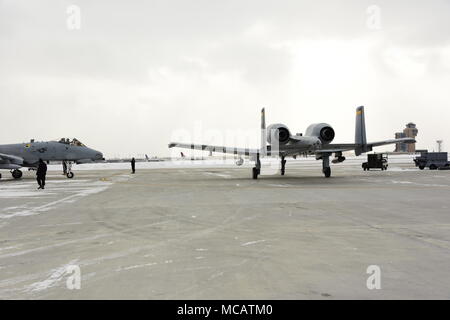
(37, 159, 47, 189)
(131, 157, 136, 174)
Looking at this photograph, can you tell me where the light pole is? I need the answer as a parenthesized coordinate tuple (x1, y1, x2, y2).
(436, 140, 443, 152)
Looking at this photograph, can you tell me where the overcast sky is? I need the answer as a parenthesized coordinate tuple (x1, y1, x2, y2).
(1, 0, 449, 158)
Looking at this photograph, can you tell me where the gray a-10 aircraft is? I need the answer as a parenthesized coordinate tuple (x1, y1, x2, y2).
(0, 138, 104, 179)
(169, 106, 415, 179)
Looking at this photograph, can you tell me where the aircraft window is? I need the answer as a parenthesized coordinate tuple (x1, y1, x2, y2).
(56, 138, 86, 147)
(71, 138, 86, 147)
(57, 138, 70, 144)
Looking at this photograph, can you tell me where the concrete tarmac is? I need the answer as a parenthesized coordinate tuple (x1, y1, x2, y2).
(0, 163, 449, 299)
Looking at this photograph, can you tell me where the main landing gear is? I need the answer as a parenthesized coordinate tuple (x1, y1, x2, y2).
(252, 154, 261, 179)
(12, 169, 23, 179)
(251, 154, 332, 179)
(281, 156, 286, 176)
(322, 154, 331, 178)
(252, 155, 288, 179)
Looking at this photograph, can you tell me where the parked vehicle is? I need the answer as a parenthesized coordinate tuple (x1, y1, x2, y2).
(413, 152, 450, 170)
(362, 153, 388, 171)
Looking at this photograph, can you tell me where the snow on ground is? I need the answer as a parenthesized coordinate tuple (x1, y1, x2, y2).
(43, 154, 418, 171)
(0, 174, 133, 219)
(0, 154, 420, 220)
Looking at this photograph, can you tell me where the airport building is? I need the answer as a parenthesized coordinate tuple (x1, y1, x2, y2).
(394, 122, 418, 152)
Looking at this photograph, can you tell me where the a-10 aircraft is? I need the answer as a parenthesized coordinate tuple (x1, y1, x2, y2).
(0, 138, 104, 180)
(169, 106, 416, 179)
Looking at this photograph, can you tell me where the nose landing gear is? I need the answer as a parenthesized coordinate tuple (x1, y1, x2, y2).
(63, 161, 74, 179)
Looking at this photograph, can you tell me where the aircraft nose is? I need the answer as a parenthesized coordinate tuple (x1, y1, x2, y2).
(91, 149, 104, 160)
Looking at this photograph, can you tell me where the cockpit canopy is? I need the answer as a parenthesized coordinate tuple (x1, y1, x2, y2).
(57, 138, 86, 147)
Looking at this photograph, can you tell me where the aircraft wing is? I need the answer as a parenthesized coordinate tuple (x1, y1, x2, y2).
(315, 144, 360, 153)
(168, 142, 311, 157)
(169, 137, 416, 157)
(316, 137, 416, 154)
(168, 142, 259, 156)
(367, 137, 415, 147)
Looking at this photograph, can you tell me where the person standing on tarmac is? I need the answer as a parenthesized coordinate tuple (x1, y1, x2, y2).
(131, 157, 136, 174)
(37, 159, 47, 189)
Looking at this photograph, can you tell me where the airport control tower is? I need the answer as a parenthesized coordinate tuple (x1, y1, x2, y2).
(394, 122, 418, 152)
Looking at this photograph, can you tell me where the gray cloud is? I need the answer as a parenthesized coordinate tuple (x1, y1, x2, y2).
(1, 0, 449, 156)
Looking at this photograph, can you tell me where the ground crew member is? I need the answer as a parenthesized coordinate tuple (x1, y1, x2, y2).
(37, 159, 47, 189)
(131, 157, 136, 174)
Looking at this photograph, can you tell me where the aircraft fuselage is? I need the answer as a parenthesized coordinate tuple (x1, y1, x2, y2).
(0, 141, 103, 167)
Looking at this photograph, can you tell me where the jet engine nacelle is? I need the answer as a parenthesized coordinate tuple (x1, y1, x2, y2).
(266, 123, 291, 145)
(305, 123, 335, 143)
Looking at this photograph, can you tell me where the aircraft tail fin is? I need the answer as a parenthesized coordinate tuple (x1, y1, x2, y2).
(260, 108, 267, 156)
(355, 106, 367, 156)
